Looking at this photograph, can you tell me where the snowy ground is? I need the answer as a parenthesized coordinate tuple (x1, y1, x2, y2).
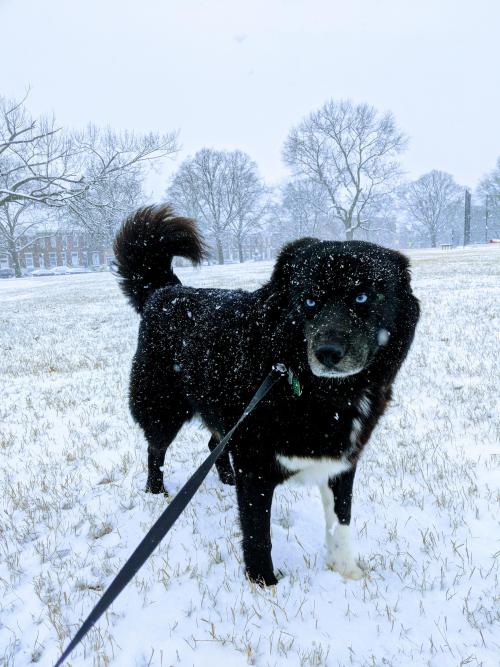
(0, 245, 499, 667)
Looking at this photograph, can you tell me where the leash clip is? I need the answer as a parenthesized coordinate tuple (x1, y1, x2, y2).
(272, 362, 288, 376)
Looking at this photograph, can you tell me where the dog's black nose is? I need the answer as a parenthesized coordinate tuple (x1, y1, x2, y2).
(315, 342, 346, 368)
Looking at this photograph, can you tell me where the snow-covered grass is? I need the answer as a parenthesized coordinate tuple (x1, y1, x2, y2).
(0, 245, 498, 667)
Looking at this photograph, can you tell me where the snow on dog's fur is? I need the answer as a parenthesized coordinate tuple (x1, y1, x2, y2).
(114, 204, 420, 585)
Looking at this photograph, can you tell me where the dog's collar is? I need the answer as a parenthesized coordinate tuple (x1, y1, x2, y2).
(287, 367, 302, 397)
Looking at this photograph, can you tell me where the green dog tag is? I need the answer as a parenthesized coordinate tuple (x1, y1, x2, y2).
(291, 376, 302, 397)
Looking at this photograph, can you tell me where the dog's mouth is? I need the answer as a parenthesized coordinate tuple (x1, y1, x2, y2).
(307, 339, 369, 378)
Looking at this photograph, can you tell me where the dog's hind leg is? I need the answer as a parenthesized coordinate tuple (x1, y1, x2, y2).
(133, 396, 193, 495)
(320, 466, 363, 580)
(129, 357, 193, 494)
(208, 436, 235, 486)
(143, 419, 185, 494)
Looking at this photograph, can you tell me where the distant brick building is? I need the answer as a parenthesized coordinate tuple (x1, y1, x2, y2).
(0, 232, 114, 271)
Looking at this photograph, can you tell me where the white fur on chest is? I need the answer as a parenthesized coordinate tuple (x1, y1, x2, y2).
(277, 454, 351, 485)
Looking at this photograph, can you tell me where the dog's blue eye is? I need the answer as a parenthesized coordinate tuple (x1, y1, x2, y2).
(305, 298, 316, 308)
(355, 293, 368, 304)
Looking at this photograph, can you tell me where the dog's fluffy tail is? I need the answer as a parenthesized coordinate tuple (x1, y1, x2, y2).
(113, 204, 206, 313)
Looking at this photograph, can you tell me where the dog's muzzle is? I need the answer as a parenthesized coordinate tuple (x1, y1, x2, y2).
(314, 342, 346, 369)
(308, 335, 369, 378)
(305, 309, 372, 378)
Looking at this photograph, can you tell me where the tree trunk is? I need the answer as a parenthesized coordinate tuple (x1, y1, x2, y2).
(238, 239, 244, 263)
(216, 238, 224, 264)
(430, 229, 437, 248)
(344, 217, 354, 241)
(8, 241, 22, 277)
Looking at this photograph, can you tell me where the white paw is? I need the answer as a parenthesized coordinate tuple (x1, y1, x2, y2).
(325, 525, 364, 580)
(327, 558, 364, 580)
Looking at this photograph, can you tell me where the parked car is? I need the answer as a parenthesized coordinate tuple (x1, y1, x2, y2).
(67, 266, 91, 274)
(31, 268, 56, 277)
(52, 265, 72, 275)
(0, 267, 15, 278)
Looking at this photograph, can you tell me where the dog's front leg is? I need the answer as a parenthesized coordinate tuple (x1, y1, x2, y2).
(320, 466, 363, 580)
(235, 472, 277, 586)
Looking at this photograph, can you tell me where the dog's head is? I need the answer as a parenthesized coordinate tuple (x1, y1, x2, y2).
(266, 238, 418, 379)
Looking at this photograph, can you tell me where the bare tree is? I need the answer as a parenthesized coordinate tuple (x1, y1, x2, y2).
(1, 94, 85, 211)
(0, 204, 43, 275)
(0, 94, 178, 275)
(64, 124, 172, 244)
(0, 95, 79, 274)
(401, 170, 462, 247)
(478, 157, 500, 202)
(283, 99, 406, 240)
(226, 151, 267, 262)
(478, 158, 500, 239)
(278, 179, 331, 240)
(65, 168, 145, 246)
(168, 148, 263, 264)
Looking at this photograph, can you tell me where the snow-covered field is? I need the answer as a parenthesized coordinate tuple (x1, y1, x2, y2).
(0, 245, 499, 667)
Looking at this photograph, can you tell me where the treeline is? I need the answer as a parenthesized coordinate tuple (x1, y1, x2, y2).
(0, 93, 178, 276)
(1, 93, 499, 274)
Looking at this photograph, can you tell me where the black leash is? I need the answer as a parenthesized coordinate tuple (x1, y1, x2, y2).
(53, 363, 287, 667)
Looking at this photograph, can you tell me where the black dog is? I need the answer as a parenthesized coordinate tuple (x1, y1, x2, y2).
(114, 205, 419, 585)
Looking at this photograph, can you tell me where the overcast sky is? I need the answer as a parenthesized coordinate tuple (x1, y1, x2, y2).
(1, 0, 499, 196)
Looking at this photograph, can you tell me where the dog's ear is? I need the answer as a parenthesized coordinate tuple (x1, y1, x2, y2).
(388, 249, 413, 288)
(260, 238, 319, 328)
(269, 237, 319, 289)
